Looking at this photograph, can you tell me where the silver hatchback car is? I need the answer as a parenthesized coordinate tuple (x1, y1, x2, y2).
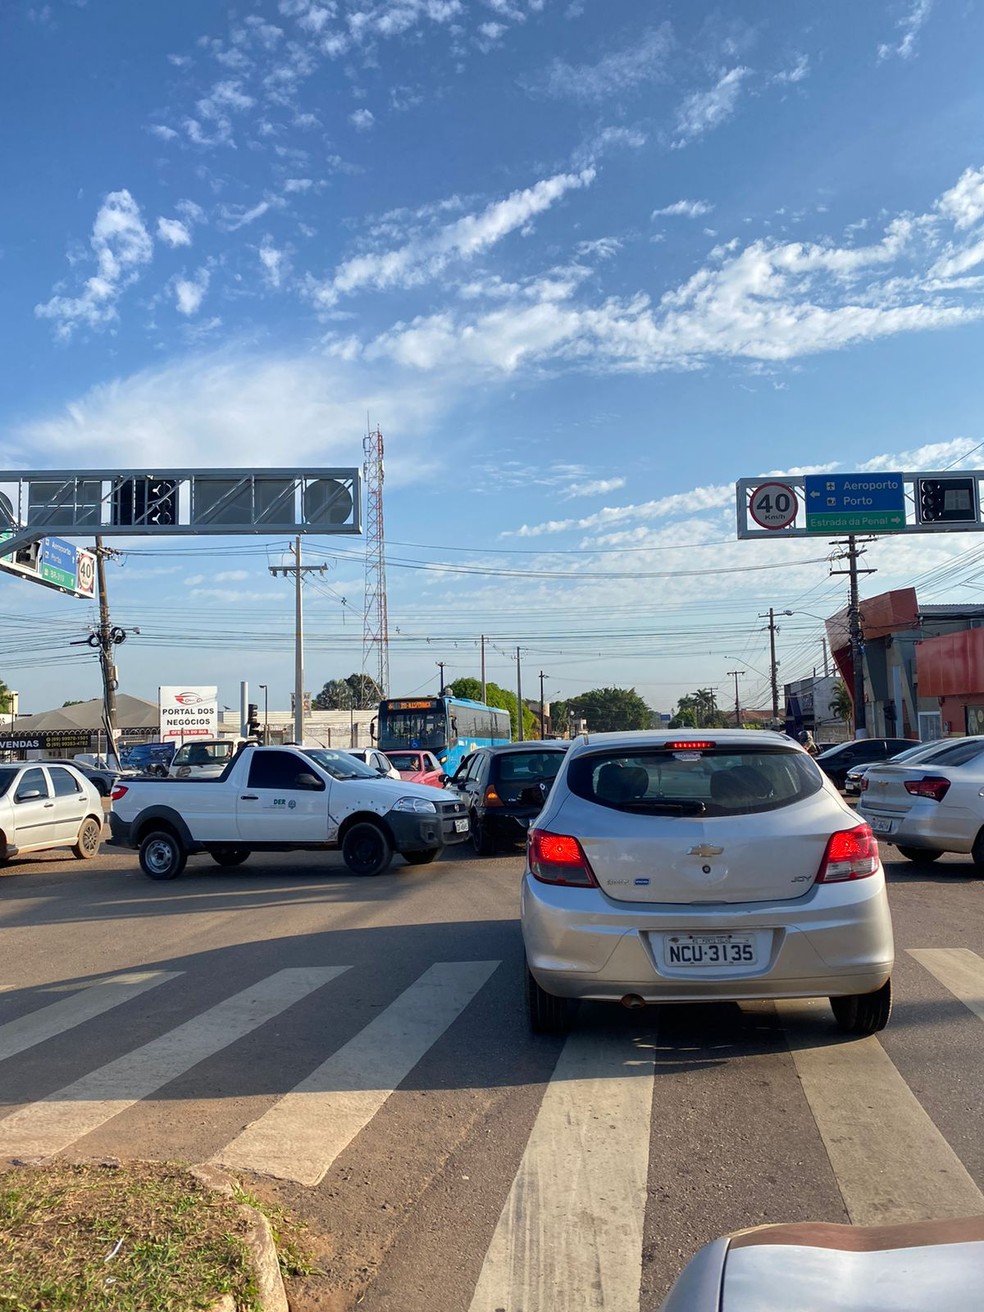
(521, 730, 894, 1035)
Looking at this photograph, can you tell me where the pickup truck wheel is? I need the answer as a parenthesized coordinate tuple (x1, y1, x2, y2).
(139, 830, 187, 880)
(403, 849, 439, 865)
(342, 823, 393, 876)
(72, 817, 102, 860)
(209, 848, 251, 867)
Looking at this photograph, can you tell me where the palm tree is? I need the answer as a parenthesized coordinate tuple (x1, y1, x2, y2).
(831, 680, 853, 733)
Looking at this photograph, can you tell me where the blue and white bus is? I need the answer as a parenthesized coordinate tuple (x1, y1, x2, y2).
(375, 695, 512, 773)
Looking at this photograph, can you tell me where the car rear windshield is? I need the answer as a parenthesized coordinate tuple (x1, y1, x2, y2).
(567, 745, 823, 815)
(495, 750, 565, 785)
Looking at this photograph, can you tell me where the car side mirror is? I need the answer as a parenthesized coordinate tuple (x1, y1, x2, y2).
(440, 774, 452, 786)
(16, 788, 43, 802)
(376, 765, 390, 775)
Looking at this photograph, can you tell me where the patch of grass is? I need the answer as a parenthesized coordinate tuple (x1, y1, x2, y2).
(0, 1160, 261, 1312)
(232, 1188, 319, 1281)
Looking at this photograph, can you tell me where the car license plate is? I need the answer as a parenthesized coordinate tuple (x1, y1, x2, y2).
(454, 818, 469, 833)
(869, 816, 894, 834)
(663, 933, 757, 967)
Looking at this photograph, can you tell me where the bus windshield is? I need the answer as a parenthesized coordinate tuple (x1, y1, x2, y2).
(378, 707, 447, 753)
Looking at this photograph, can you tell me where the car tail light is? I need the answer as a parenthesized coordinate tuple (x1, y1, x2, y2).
(860, 777, 869, 791)
(483, 785, 503, 808)
(529, 828, 598, 887)
(904, 776, 951, 802)
(816, 823, 879, 883)
(111, 784, 128, 801)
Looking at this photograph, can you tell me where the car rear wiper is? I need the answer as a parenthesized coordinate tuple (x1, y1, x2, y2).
(616, 799, 706, 815)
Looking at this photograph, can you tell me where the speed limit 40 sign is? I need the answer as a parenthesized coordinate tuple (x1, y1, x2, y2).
(749, 482, 798, 530)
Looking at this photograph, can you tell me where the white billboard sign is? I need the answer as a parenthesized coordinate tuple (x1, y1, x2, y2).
(159, 685, 218, 742)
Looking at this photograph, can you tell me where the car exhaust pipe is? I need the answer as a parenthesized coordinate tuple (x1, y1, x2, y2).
(620, 993, 647, 1010)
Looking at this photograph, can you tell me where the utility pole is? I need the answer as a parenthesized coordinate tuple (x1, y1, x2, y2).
(516, 646, 524, 741)
(726, 669, 745, 728)
(436, 661, 446, 694)
(759, 607, 781, 724)
(480, 635, 487, 705)
(95, 537, 120, 767)
(539, 671, 547, 739)
(830, 536, 876, 740)
(268, 537, 327, 743)
(821, 638, 830, 677)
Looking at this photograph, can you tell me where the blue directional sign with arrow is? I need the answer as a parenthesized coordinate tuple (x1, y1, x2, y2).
(804, 472, 906, 534)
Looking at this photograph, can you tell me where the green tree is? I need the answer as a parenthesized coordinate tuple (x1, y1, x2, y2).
(312, 673, 384, 711)
(669, 688, 731, 729)
(567, 687, 652, 733)
(831, 679, 853, 732)
(0, 680, 10, 716)
(62, 699, 83, 706)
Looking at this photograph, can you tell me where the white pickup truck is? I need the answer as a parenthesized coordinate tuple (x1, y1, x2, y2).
(109, 744, 470, 879)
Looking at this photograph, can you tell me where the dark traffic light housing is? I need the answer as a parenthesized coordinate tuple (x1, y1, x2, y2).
(917, 476, 979, 525)
(247, 703, 261, 738)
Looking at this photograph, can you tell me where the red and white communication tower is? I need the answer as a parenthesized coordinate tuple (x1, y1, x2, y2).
(362, 425, 390, 697)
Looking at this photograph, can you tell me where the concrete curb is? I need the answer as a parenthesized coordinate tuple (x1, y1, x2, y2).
(191, 1164, 289, 1312)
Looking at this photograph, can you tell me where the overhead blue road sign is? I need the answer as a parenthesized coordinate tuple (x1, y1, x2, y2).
(804, 472, 906, 534)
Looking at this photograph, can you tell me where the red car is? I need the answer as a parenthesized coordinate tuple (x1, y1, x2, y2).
(384, 750, 447, 789)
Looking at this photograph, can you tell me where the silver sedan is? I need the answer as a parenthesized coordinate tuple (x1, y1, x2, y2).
(521, 729, 894, 1035)
(0, 761, 104, 864)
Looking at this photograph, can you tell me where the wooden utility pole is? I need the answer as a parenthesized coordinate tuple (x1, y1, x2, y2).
(95, 537, 120, 766)
(830, 536, 876, 740)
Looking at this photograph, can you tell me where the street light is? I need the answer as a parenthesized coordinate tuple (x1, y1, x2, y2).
(258, 684, 268, 742)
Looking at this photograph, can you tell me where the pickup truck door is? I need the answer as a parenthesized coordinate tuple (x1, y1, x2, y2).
(235, 750, 330, 843)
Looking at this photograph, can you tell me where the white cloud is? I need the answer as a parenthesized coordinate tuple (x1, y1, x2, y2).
(35, 190, 154, 339)
(652, 199, 712, 219)
(878, 0, 933, 61)
(149, 124, 179, 141)
(259, 239, 288, 288)
(772, 54, 809, 84)
(157, 217, 193, 248)
(561, 477, 627, 499)
(674, 66, 751, 144)
(310, 167, 595, 307)
(350, 107, 376, 130)
(173, 268, 210, 315)
(936, 166, 984, 231)
(576, 237, 621, 259)
(537, 24, 672, 100)
(358, 174, 984, 376)
(7, 350, 455, 476)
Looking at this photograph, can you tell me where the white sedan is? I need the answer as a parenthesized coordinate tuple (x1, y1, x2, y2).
(522, 729, 894, 1036)
(343, 748, 403, 781)
(0, 761, 104, 864)
(858, 734, 984, 865)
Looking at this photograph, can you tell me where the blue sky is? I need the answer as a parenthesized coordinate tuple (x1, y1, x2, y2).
(4, 0, 984, 719)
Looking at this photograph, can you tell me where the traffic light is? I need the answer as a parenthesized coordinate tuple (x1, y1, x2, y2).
(917, 476, 979, 525)
(112, 478, 178, 527)
(247, 703, 261, 738)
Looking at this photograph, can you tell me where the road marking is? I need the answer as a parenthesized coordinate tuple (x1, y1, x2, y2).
(909, 948, 984, 1023)
(778, 999, 984, 1224)
(468, 1030, 654, 1312)
(214, 960, 500, 1185)
(0, 967, 347, 1159)
(0, 972, 181, 1064)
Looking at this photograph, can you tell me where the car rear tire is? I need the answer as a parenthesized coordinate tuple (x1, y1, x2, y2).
(139, 829, 187, 881)
(72, 817, 102, 860)
(971, 830, 984, 870)
(403, 849, 439, 865)
(209, 848, 251, 867)
(526, 964, 572, 1035)
(342, 822, 393, 876)
(830, 978, 892, 1035)
(895, 846, 943, 864)
(471, 819, 496, 856)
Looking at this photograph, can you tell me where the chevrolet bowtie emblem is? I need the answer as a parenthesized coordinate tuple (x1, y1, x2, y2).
(688, 844, 724, 857)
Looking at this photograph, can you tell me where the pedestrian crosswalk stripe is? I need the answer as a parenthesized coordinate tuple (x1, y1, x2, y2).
(214, 960, 500, 1186)
(778, 998, 984, 1225)
(0, 972, 181, 1065)
(0, 966, 347, 1160)
(468, 1030, 654, 1312)
(908, 948, 984, 1023)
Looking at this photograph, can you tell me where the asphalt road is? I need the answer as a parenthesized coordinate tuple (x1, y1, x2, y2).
(1, 834, 983, 1311)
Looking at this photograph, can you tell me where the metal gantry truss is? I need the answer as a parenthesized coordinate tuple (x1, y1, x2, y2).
(0, 468, 362, 557)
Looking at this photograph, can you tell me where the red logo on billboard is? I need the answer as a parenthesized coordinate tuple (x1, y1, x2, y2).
(174, 691, 208, 705)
